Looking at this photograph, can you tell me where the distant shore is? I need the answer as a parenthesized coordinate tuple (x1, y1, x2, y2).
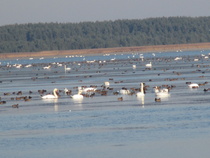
(0, 42, 210, 60)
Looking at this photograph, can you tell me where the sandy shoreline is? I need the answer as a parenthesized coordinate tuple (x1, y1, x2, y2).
(0, 42, 210, 60)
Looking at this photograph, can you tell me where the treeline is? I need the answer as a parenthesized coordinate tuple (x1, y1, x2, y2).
(0, 16, 210, 53)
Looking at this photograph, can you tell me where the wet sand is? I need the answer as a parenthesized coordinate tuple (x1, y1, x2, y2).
(0, 42, 210, 60)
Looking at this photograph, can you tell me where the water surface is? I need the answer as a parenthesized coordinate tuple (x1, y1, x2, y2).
(1, 50, 210, 158)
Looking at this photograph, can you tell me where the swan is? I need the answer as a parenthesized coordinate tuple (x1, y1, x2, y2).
(43, 65, 51, 69)
(41, 88, 59, 99)
(64, 65, 71, 72)
(15, 64, 22, 68)
(104, 81, 110, 88)
(25, 64, 32, 68)
(155, 88, 170, 97)
(153, 86, 160, 93)
(136, 83, 145, 97)
(120, 88, 131, 95)
(174, 57, 182, 61)
(71, 90, 83, 99)
(188, 83, 199, 88)
(78, 87, 97, 94)
(145, 62, 152, 68)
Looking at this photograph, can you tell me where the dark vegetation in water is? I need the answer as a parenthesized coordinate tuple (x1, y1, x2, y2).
(0, 16, 210, 53)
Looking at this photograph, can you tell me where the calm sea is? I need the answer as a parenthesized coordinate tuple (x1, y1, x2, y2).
(1, 50, 210, 158)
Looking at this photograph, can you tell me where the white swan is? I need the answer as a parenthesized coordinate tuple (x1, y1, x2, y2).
(153, 86, 160, 93)
(41, 88, 59, 99)
(25, 64, 32, 68)
(71, 90, 84, 99)
(120, 88, 131, 95)
(155, 88, 170, 97)
(104, 81, 110, 88)
(136, 83, 145, 97)
(78, 87, 97, 94)
(188, 83, 199, 88)
(64, 65, 71, 72)
(174, 57, 182, 61)
(145, 62, 152, 68)
(43, 65, 51, 69)
(15, 64, 22, 68)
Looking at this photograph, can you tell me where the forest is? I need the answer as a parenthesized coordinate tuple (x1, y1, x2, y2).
(0, 16, 210, 53)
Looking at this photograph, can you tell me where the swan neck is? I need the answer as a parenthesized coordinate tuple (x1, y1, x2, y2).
(141, 83, 144, 93)
(53, 89, 58, 98)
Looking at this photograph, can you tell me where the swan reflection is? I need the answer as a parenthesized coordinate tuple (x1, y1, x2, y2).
(72, 97, 83, 106)
(42, 98, 59, 111)
(54, 104, 58, 111)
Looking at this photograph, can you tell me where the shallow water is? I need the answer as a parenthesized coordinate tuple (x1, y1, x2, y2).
(1, 50, 210, 158)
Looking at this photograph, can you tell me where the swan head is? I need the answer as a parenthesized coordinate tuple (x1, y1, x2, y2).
(140, 82, 145, 86)
(64, 88, 69, 92)
(53, 88, 60, 97)
(78, 90, 83, 95)
(54, 88, 59, 92)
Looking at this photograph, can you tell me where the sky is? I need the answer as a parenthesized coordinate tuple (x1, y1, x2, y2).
(0, 0, 210, 26)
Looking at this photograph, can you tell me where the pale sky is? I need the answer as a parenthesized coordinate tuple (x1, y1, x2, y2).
(0, 0, 210, 26)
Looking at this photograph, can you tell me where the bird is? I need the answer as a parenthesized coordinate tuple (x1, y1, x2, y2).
(41, 88, 59, 99)
(64, 65, 71, 72)
(43, 65, 51, 69)
(12, 104, 19, 108)
(155, 98, 161, 102)
(120, 88, 131, 95)
(117, 97, 123, 101)
(136, 83, 145, 97)
(64, 88, 72, 95)
(0, 101, 6, 104)
(104, 81, 110, 88)
(203, 88, 210, 92)
(153, 86, 160, 93)
(155, 88, 170, 97)
(70, 90, 84, 99)
(78, 87, 96, 93)
(145, 62, 152, 68)
(188, 83, 199, 88)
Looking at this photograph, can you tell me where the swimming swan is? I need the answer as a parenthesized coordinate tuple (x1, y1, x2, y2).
(145, 62, 152, 68)
(41, 88, 59, 99)
(188, 83, 199, 88)
(104, 81, 110, 88)
(71, 90, 84, 99)
(78, 87, 96, 93)
(120, 88, 131, 95)
(155, 88, 170, 97)
(136, 83, 145, 97)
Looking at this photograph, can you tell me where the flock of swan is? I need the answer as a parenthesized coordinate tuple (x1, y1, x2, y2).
(38, 80, 200, 105)
(1, 50, 210, 108)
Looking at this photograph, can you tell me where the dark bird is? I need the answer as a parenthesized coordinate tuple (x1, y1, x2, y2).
(12, 104, 19, 108)
(155, 98, 161, 102)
